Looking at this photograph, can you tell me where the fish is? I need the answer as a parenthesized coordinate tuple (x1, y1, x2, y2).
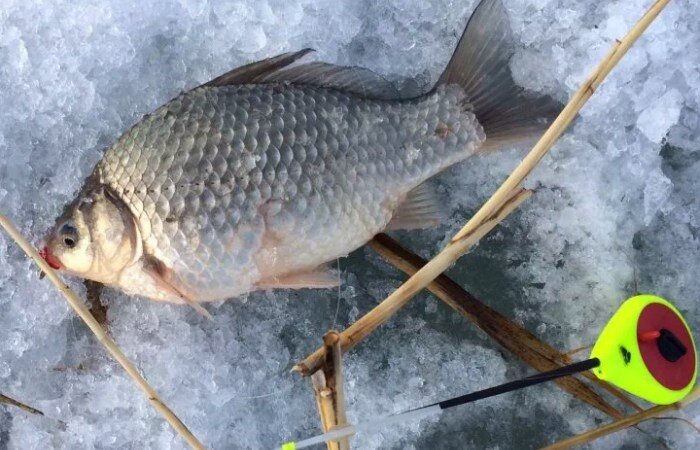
(41, 0, 560, 312)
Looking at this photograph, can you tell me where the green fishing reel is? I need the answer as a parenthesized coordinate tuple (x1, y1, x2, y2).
(591, 294, 697, 404)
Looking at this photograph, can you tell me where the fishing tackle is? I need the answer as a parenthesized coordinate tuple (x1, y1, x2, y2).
(280, 294, 696, 449)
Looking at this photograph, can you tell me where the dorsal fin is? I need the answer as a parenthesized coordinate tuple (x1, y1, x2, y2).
(205, 48, 314, 87)
(259, 62, 401, 100)
(203, 49, 400, 100)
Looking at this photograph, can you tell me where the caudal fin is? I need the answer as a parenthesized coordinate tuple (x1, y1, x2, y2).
(438, 0, 562, 151)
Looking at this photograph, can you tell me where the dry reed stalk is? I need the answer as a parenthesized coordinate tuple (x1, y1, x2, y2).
(0, 392, 44, 416)
(367, 233, 634, 418)
(311, 332, 351, 450)
(0, 212, 205, 450)
(311, 371, 340, 450)
(542, 385, 700, 450)
(295, 0, 672, 377)
(325, 332, 350, 450)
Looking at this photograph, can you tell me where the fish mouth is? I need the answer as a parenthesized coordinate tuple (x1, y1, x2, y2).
(39, 246, 62, 270)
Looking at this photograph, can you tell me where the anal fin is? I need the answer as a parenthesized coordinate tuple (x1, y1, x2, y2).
(256, 265, 340, 290)
(387, 182, 444, 230)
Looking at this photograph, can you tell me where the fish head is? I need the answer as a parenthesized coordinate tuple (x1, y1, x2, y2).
(42, 186, 140, 284)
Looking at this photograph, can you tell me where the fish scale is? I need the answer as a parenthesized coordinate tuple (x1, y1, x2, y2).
(94, 83, 479, 300)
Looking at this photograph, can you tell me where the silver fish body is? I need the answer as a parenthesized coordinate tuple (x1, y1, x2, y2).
(95, 83, 481, 301)
(42, 0, 559, 306)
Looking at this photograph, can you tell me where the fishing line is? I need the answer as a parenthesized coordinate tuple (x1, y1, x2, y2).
(331, 257, 342, 330)
(237, 384, 294, 401)
(563, 344, 592, 357)
(282, 358, 600, 449)
(639, 416, 700, 434)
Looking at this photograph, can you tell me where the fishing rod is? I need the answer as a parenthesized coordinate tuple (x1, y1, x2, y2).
(283, 359, 601, 449)
(280, 295, 697, 449)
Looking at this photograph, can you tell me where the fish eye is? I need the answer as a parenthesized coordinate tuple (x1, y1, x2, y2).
(59, 223, 78, 249)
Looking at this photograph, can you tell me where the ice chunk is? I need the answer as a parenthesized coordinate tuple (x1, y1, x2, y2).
(637, 89, 684, 143)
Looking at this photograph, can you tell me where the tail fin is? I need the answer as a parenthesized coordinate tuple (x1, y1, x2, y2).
(438, 0, 562, 151)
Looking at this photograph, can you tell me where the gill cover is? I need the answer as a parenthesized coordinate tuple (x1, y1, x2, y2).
(591, 295, 696, 405)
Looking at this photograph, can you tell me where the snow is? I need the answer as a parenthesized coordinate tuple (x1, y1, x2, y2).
(1, 0, 699, 449)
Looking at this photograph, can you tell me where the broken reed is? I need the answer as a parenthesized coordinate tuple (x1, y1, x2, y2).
(295, 0, 674, 377)
(0, 392, 44, 416)
(368, 233, 639, 418)
(0, 213, 205, 450)
(311, 332, 350, 450)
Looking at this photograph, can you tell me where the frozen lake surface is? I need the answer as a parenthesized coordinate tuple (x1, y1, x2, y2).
(1, 0, 698, 448)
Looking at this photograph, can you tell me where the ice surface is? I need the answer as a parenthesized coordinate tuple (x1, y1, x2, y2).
(1, 0, 699, 449)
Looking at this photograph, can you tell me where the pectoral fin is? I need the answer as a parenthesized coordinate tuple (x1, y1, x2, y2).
(142, 255, 212, 320)
(256, 265, 340, 290)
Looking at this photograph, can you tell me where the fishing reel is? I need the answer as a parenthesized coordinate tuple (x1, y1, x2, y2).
(591, 294, 696, 404)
